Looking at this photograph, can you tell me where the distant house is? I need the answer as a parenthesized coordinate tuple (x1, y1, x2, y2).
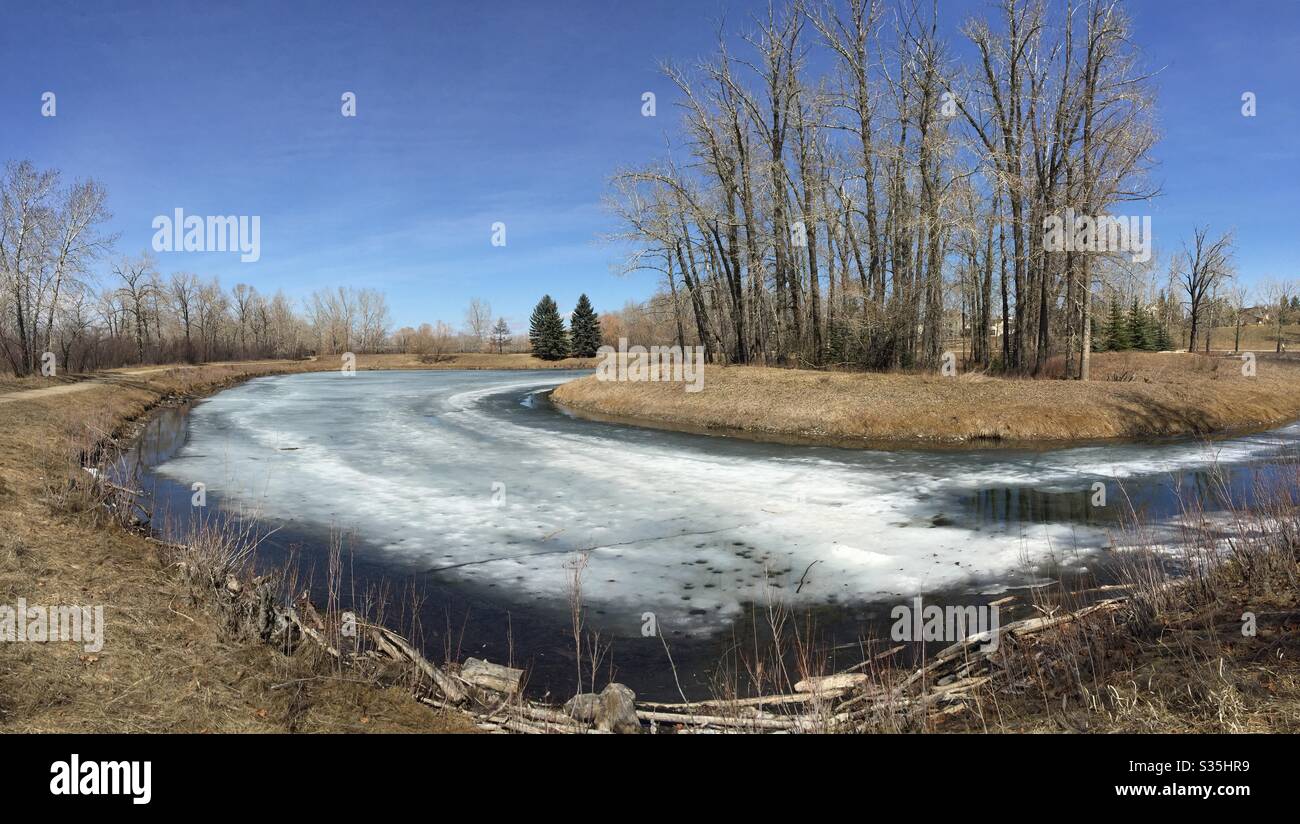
(944, 309, 966, 339)
(1243, 306, 1272, 325)
(913, 310, 971, 340)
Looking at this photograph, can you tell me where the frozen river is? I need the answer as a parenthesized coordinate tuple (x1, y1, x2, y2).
(135, 369, 1300, 697)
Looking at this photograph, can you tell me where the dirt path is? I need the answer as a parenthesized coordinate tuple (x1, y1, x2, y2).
(0, 362, 288, 405)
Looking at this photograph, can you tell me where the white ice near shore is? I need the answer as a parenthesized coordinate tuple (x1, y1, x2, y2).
(152, 370, 1298, 634)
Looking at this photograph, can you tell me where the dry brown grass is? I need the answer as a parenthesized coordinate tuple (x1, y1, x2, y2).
(0, 359, 485, 732)
(552, 351, 1300, 446)
(1205, 322, 1300, 353)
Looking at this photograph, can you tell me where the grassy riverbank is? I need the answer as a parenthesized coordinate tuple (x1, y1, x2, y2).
(552, 352, 1300, 446)
(0, 357, 516, 732)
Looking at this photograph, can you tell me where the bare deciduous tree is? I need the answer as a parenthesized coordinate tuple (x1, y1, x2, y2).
(1177, 227, 1235, 354)
(464, 298, 492, 352)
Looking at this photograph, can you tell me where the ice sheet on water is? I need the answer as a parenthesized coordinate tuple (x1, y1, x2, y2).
(151, 370, 1296, 634)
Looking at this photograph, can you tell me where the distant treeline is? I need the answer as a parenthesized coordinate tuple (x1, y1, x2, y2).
(0, 158, 610, 375)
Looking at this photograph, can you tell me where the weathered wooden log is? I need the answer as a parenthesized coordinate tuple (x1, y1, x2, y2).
(370, 627, 466, 703)
(845, 644, 906, 673)
(930, 675, 992, 695)
(636, 709, 820, 731)
(638, 692, 821, 711)
(1007, 598, 1124, 636)
(513, 704, 592, 730)
(794, 672, 873, 694)
(420, 696, 599, 734)
(459, 658, 525, 695)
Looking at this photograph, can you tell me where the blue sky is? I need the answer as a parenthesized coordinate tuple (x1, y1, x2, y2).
(3, 0, 1296, 329)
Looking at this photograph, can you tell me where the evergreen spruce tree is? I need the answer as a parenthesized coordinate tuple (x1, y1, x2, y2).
(1127, 298, 1153, 351)
(827, 318, 847, 363)
(490, 317, 512, 354)
(1153, 322, 1172, 351)
(1105, 299, 1131, 351)
(569, 293, 602, 357)
(528, 295, 569, 360)
(527, 296, 547, 353)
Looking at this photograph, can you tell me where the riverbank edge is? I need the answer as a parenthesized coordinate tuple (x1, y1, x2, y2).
(550, 355, 1300, 449)
(551, 390, 1300, 451)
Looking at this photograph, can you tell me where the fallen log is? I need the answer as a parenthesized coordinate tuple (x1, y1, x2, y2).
(369, 627, 466, 703)
(636, 708, 824, 731)
(845, 644, 906, 672)
(637, 692, 822, 712)
(459, 658, 525, 696)
(794, 672, 872, 694)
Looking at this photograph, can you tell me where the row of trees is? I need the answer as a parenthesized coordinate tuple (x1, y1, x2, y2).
(609, 255, 1295, 360)
(0, 167, 450, 373)
(2, 160, 614, 374)
(1, 158, 410, 373)
(528, 294, 603, 360)
(609, 0, 1182, 377)
(390, 313, 515, 362)
(32, 251, 392, 372)
(1095, 298, 1172, 352)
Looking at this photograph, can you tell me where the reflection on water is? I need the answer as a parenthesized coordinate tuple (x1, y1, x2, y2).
(120, 370, 1300, 700)
(959, 464, 1279, 528)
